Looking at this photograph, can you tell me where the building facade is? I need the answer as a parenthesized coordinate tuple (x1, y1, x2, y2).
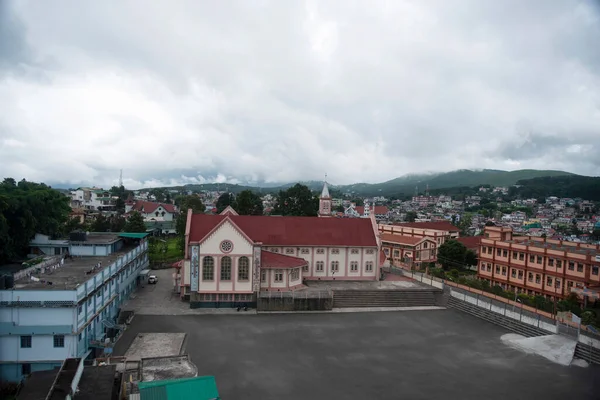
(126, 200, 177, 222)
(477, 226, 600, 300)
(179, 192, 383, 308)
(70, 188, 116, 211)
(380, 234, 437, 269)
(378, 221, 460, 263)
(0, 233, 149, 382)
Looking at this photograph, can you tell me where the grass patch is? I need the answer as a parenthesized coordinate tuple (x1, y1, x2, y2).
(148, 237, 183, 265)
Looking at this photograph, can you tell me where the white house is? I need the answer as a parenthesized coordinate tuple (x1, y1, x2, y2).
(70, 188, 116, 211)
(127, 200, 177, 222)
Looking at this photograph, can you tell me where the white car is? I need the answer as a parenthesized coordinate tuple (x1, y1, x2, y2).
(148, 275, 158, 284)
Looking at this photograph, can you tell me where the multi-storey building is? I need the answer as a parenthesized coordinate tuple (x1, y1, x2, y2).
(380, 234, 437, 269)
(0, 232, 149, 382)
(478, 226, 600, 299)
(378, 221, 460, 248)
(69, 187, 116, 211)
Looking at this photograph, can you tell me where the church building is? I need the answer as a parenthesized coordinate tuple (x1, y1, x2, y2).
(178, 183, 384, 308)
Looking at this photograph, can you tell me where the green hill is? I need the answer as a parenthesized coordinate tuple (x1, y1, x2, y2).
(336, 169, 575, 196)
(149, 169, 581, 198)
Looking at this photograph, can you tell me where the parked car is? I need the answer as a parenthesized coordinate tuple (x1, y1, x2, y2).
(148, 275, 158, 284)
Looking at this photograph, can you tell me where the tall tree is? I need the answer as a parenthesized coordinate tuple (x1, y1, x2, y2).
(406, 211, 418, 223)
(110, 215, 127, 232)
(437, 239, 472, 270)
(115, 198, 125, 214)
(0, 178, 71, 263)
(62, 216, 88, 235)
(123, 211, 147, 233)
(90, 214, 111, 232)
(235, 190, 263, 215)
(216, 193, 237, 214)
(274, 184, 318, 216)
(175, 195, 206, 236)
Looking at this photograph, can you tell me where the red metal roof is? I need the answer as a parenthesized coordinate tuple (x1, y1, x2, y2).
(261, 251, 308, 269)
(189, 214, 378, 247)
(132, 200, 176, 214)
(380, 233, 425, 246)
(456, 236, 482, 250)
(392, 221, 459, 231)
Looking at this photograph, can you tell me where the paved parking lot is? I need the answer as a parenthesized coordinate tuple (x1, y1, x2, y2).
(122, 268, 253, 315)
(114, 310, 599, 400)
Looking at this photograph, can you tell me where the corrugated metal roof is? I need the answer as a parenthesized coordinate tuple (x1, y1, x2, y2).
(138, 376, 219, 400)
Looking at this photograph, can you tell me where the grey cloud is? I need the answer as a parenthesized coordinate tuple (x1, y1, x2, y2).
(0, 0, 31, 71)
(1, 0, 599, 189)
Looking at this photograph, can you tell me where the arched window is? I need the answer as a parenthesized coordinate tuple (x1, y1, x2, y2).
(202, 256, 214, 280)
(220, 256, 232, 281)
(238, 256, 249, 280)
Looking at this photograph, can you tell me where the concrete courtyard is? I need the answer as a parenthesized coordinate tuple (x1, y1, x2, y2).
(113, 310, 599, 400)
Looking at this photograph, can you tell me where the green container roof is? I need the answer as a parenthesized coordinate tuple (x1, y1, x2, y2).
(118, 232, 150, 239)
(138, 376, 220, 400)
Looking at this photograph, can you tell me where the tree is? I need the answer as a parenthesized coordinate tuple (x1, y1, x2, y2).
(62, 216, 88, 235)
(175, 195, 206, 236)
(0, 178, 71, 263)
(110, 215, 126, 232)
(274, 184, 318, 216)
(335, 205, 345, 213)
(235, 190, 263, 215)
(123, 211, 147, 233)
(436, 239, 470, 270)
(464, 249, 478, 266)
(90, 214, 111, 232)
(405, 211, 418, 223)
(457, 214, 472, 236)
(216, 193, 237, 214)
(115, 198, 125, 214)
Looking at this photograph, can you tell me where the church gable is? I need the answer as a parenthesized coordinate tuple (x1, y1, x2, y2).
(220, 206, 239, 216)
(199, 218, 253, 255)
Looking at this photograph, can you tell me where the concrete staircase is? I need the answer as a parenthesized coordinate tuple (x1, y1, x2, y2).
(448, 296, 551, 338)
(574, 343, 600, 365)
(333, 289, 440, 308)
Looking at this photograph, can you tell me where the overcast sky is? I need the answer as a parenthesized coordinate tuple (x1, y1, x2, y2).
(1, 0, 599, 189)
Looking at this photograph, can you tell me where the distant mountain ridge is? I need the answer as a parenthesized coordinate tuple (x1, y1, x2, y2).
(160, 169, 578, 197)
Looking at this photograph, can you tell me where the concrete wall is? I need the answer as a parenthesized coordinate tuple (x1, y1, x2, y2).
(257, 296, 333, 311)
(449, 289, 558, 333)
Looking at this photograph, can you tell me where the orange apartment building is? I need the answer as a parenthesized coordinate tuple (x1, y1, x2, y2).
(378, 221, 460, 247)
(380, 233, 437, 269)
(478, 226, 600, 300)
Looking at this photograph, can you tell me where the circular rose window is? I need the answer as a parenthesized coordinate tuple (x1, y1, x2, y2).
(220, 240, 233, 253)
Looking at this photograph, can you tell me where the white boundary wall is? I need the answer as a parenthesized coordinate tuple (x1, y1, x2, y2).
(449, 288, 558, 333)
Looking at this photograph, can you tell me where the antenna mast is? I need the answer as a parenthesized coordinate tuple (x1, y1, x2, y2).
(119, 169, 123, 187)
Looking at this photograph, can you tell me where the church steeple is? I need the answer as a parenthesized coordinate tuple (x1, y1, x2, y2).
(318, 175, 332, 217)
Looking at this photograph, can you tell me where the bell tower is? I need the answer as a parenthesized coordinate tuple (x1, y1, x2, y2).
(318, 175, 332, 217)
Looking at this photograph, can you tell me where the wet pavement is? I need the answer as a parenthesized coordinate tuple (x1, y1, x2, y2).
(114, 310, 599, 400)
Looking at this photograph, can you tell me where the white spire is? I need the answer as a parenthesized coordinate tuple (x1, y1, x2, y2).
(321, 174, 330, 198)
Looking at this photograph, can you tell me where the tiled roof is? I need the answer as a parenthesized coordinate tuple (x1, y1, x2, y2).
(355, 206, 389, 215)
(132, 200, 176, 214)
(261, 251, 307, 269)
(380, 233, 426, 245)
(456, 236, 482, 250)
(392, 221, 459, 231)
(189, 214, 378, 247)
